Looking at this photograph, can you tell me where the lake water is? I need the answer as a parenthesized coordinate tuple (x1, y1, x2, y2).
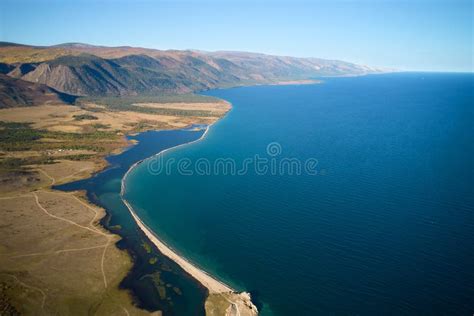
(124, 73, 473, 315)
(56, 127, 209, 315)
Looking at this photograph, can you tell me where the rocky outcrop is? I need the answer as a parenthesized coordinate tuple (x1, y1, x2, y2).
(206, 291, 258, 316)
(0, 74, 76, 108)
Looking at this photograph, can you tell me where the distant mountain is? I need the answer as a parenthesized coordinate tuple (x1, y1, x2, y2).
(0, 74, 76, 108)
(0, 42, 30, 48)
(52, 43, 100, 48)
(0, 42, 384, 98)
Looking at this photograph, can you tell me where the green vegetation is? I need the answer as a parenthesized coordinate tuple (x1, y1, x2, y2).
(0, 121, 122, 172)
(141, 241, 152, 254)
(173, 287, 182, 295)
(109, 225, 122, 231)
(59, 154, 96, 161)
(0, 125, 42, 145)
(73, 114, 98, 121)
(78, 93, 220, 106)
(90, 123, 110, 129)
(42, 130, 116, 141)
(0, 157, 25, 170)
(149, 257, 158, 265)
(141, 271, 168, 299)
(48, 54, 103, 67)
(0, 121, 119, 152)
(157, 285, 167, 300)
(0, 156, 56, 171)
(125, 120, 171, 132)
(81, 106, 106, 113)
(0, 121, 33, 129)
(77, 94, 221, 117)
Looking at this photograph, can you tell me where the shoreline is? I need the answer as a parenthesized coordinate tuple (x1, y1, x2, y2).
(50, 96, 258, 313)
(0, 94, 257, 313)
(119, 123, 237, 294)
(115, 99, 258, 314)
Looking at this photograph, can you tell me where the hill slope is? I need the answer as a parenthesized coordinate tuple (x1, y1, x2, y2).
(0, 74, 76, 108)
(0, 42, 383, 97)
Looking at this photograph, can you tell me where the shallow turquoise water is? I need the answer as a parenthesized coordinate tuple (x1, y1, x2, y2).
(124, 73, 473, 315)
(57, 128, 209, 315)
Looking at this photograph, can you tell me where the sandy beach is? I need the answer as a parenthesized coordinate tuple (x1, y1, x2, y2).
(120, 122, 258, 315)
(0, 97, 234, 314)
(120, 123, 233, 293)
(124, 199, 233, 293)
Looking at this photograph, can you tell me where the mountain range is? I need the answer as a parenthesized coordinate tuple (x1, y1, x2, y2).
(0, 42, 383, 106)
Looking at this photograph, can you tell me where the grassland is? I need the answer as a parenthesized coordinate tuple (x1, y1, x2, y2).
(76, 94, 225, 116)
(0, 46, 78, 63)
(0, 96, 230, 314)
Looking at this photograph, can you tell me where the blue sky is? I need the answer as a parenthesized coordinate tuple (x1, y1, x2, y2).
(0, 0, 472, 71)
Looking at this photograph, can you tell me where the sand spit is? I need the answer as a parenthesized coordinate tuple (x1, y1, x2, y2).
(120, 124, 258, 315)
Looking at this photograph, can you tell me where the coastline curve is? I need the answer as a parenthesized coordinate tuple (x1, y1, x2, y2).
(120, 124, 235, 293)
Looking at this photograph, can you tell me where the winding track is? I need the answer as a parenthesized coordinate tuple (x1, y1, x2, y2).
(2, 273, 47, 312)
(1, 168, 128, 313)
(3, 166, 245, 315)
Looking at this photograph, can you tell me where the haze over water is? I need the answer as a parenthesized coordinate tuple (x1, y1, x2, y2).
(124, 73, 474, 315)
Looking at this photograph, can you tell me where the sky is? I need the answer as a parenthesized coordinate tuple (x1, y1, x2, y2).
(0, 0, 472, 72)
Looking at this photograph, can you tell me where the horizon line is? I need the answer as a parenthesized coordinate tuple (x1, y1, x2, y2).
(1, 40, 472, 73)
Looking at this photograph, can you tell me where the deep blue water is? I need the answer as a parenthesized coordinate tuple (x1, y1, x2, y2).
(124, 73, 474, 315)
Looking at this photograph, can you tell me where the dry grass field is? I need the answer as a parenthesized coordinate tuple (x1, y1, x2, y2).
(0, 165, 151, 315)
(0, 98, 230, 314)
